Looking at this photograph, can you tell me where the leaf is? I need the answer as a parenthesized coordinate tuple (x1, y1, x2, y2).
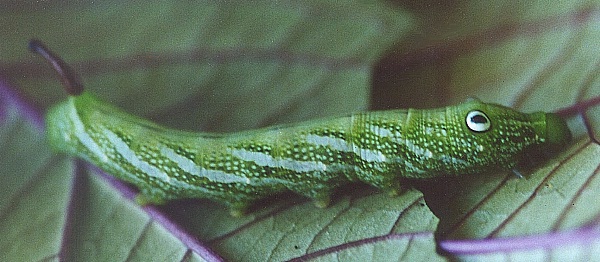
(157, 186, 440, 261)
(62, 164, 224, 261)
(2, 0, 600, 261)
(6, 0, 413, 132)
(1, 1, 441, 261)
(0, 81, 71, 261)
(0, 80, 225, 261)
(371, 1, 600, 260)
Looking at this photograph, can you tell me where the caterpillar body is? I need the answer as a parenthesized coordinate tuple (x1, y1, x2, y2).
(31, 40, 572, 216)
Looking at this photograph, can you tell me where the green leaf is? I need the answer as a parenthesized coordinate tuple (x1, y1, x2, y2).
(2, 1, 440, 261)
(0, 85, 70, 261)
(2, 0, 600, 261)
(372, 0, 600, 260)
(8, 0, 413, 132)
(157, 187, 439, 261)
(62, 166, 219, 261)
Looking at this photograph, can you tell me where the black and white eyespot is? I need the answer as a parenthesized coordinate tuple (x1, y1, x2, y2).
(465, 110, 491, 132)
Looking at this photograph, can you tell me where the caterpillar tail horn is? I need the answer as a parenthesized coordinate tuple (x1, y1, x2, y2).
(29, 39, 84, 96)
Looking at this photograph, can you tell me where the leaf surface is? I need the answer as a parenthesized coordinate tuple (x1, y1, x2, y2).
(1, 1, 600, 261)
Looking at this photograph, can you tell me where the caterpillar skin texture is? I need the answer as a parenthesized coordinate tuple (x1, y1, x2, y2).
(45, 92, 571, 215)
(32, 40, 571, 216)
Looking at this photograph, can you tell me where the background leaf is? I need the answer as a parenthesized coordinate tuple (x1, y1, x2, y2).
(371, 0, 600, 260)
(0, 81, 71, 261)
(4, 0, 412, 132)
(1, 0, 600, 261)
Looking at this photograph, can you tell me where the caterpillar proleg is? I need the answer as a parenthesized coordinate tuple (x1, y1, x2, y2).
(31, 40, 572, 216)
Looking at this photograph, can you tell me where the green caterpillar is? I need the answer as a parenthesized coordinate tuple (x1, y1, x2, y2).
(30, 40, 572, 216)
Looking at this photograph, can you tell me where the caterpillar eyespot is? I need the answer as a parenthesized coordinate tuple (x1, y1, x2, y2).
(466, 110, 491, 132)
(30, 40, 573, 217)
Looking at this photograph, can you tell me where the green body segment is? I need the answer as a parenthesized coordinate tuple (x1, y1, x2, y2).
(46, 92, 571, 215)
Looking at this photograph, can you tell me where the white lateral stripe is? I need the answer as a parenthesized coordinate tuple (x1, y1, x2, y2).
(305, 134, 387, 163)
(404, 139, 433, 158)
(369, 124, 394, 138)
(375, 126, 434, 158)
(160, 146, 251, 184)
(232, 149, 327, 172)
(357, 148, 387, 162)
(374, 125, 467, 165)
(103, 129, 170, 182)
(305, 134, 352, 152)
(369, 125, 400, 140)
(70, 105, 109, 162)
(160, 146, 201, 176)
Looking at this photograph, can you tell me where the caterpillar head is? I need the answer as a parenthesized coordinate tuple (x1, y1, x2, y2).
(448, 100, 571, 173)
